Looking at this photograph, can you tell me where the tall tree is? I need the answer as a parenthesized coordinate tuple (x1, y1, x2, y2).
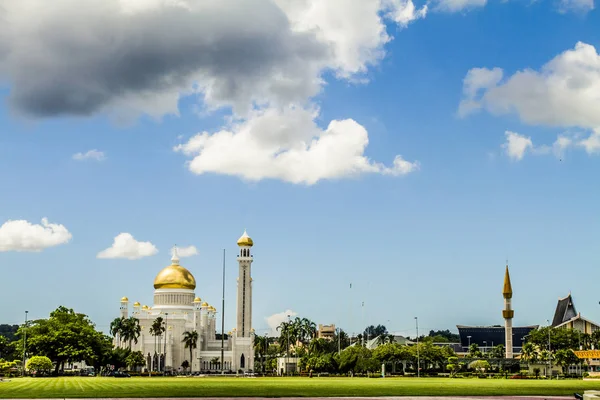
(181, 330, 199, 374)
(120, 317, 141, 350)
(253, 335, 269, 373)
(363, 325, 388, 341)
(110, 317, 124, 347)
(16, 306, 105, 374)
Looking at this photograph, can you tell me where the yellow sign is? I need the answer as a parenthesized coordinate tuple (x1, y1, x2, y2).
(574, 350, 600, 359)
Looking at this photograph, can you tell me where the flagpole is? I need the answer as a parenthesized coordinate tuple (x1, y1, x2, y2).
(221, 249, 226, 374)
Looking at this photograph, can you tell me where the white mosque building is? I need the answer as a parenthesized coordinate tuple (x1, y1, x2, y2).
(116, 231, 255, 373)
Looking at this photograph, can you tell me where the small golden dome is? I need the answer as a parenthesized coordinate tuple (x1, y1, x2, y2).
(237, 230, 253, 247)
(210, 306, 216, 312)
(193, 297, 201, 303)
(153, 256, 196, 290)
(133, 301, 140, 307)
(201, 302, 209, 307)
(228, 331, 232, 335)
(121, 296, 129, 302)
(142, 305, 149, 310)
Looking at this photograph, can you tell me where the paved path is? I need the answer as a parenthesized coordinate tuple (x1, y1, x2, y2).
(8, 397, 575, 400)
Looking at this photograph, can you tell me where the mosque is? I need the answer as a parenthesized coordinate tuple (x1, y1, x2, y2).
(116, 231, 255, 373)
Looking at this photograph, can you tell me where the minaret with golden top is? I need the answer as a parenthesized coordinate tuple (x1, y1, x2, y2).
(502, 265, 514, 358)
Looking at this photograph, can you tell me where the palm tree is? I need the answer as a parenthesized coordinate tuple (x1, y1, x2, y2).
(182, 331, 199, 374)
(121, 317, 141, 350)
(521, 342, 539, 366)
(301, 318, 317, 344)
(150, 317, 165, 371)
(253, 335, 269, 373)
(110, 317, 124, 347)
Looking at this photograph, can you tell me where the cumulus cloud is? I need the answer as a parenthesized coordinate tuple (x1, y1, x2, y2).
(435, 0, 487, 12)
(462, 42, 600, 159)
(459, 42, 600, 128)
(174, 106, 419, 184)
(97, 233, 158, 260)
(177, 245, 199, 258)
(265, 309, 298, 336)
(502, 131, 533, 161)
(0, 0, 431, 119)
(558, 0, 594, 13)
(0, 218, 72, 252)
(73, 149, 106, 161)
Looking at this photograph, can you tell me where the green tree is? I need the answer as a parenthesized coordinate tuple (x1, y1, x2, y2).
(150, 317, 165, 370)
(125, 350, 146, 371)
(109, 317, 124, 346)
(429, 329, 460, 342)
(489, 344, 505, 359)
(468, 343, 483, 358)
(521, 342, 539, 365)
(181, 330, 199, 373)
(0, 360, 18, 377)
(469, 359, 491, 373)
(363, 325, 388, 340)
(26, 356, 53, 375)
(446, 356, 464, 377)
(120, 317, 141, 350)
(253, 335, 269, 373)
(15, 306, 105, 374)
(554, 348, 579, 374)
(181, 359, 189, 372)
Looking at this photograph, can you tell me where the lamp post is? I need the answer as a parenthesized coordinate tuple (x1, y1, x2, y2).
(415, 317, 419, 378)
(546, 319, 551, 379)
(22, 311, 28, 376)
(164, 313, 169, 373)
(286, 314, 290, 376)
(337, 327, 341, 355)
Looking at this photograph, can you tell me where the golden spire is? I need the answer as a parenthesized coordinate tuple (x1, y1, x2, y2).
(503, 265, 513, 299)
(237, 230, 253, 247)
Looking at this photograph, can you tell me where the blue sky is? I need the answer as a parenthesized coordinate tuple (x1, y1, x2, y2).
(1, 0, 599, 338)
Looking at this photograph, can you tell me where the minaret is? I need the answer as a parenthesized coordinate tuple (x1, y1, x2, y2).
(236, 230, 253, 338)
(502, 265, 514, 358)
(120, 297, 129, 319)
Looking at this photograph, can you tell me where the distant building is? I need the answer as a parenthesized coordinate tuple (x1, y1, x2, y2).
(456, 324, 539, 355)
(317, 324, 336, 340)
(551, 293, 600, 334)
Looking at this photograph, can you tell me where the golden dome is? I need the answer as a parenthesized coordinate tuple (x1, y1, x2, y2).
(121, 296, 129, 302)
(142, 305, 149, 310)
(210, 306, 216, 312)
(133, 301, 140, 307)
(153, 254, 196, 290)
(201, 301, 209, 307)
(237, 230, 253, 247)
(193, 297, 201, 303)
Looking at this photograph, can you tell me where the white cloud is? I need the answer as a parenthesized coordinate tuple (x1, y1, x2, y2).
(558, 0, 594, 13)
(265, 309, 298, 337)
(463, 42, 600, 159)
(0, 0, 430, 120)
(502, 131, 533, 161)
(0, 218, 72, 252)
(73, 149, 106, 161)
(97, 233, 158, 260)
(175, 106, 419, 185)
(459, 42, 600, 128)
(177, 245, 199, 258)
(435, 0, 487, 12)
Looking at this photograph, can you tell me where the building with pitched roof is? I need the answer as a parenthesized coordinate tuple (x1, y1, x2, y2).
(551, 293, 600, 334)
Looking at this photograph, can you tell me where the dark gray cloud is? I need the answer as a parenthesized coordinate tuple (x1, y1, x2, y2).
(0, 0, 330, 118)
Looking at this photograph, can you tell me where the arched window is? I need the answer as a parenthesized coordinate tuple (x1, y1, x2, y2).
(240, 354, 245, 369)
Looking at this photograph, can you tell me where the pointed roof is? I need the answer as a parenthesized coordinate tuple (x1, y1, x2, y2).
(503, 265, 513, 299)
(237, 230, 253, 247)
(552, 293, 577, 327)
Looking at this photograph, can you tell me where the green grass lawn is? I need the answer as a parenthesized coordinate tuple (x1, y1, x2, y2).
(1, 376, 600, 398)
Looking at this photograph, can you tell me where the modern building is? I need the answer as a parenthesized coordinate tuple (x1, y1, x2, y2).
(457, 264, 539, 356)
(456, 324, 538, 355)
(317, 324, 336, 340)
(115, 230, 256, 373)
(551, 293, 600, 334)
